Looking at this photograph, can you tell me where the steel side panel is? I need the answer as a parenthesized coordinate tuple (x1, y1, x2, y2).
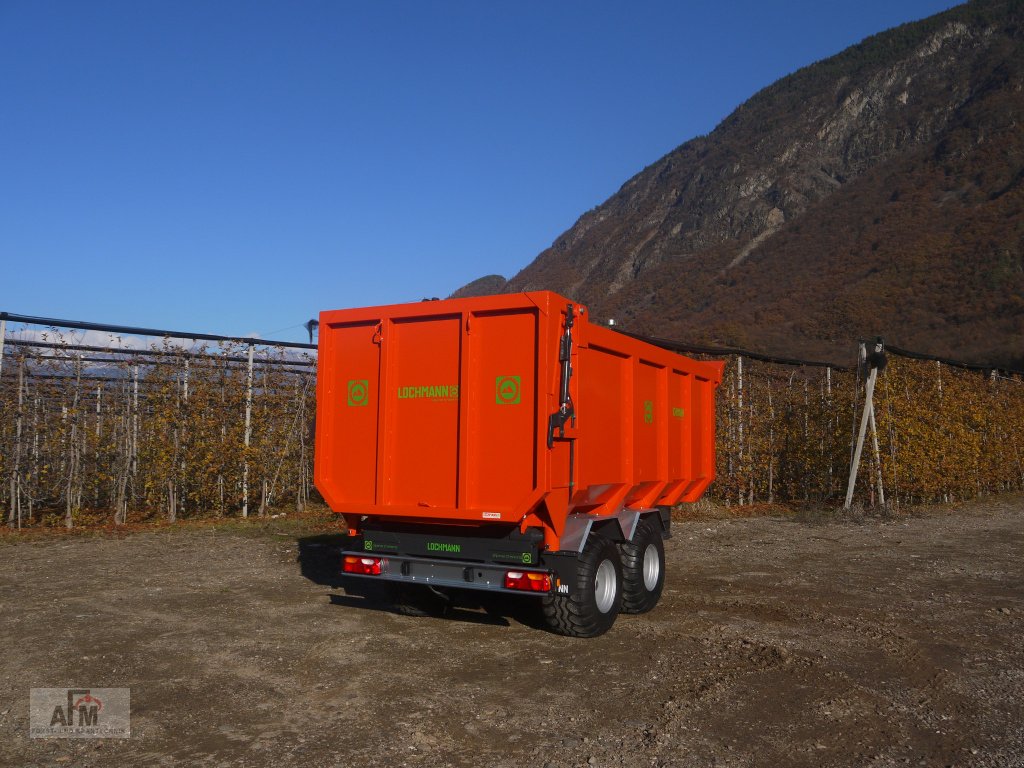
(314, 291, 723, 536)
(634, 360, 662, 482)
(577, 344, 629, 495)
(383, 315, 462, 508)
(314, 319, 380, 508)
(465, 308, 539, 511)
(695, 376, 713, 484)
(658, 369, 693, 506)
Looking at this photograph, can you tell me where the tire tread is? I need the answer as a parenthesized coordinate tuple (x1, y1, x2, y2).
(542, 532, 623, 637)
(619, 517, 666, 614)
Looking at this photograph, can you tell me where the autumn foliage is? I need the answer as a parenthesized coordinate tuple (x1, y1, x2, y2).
(0, 332, 315, 528)
(713, 355, 1024, 508)
(2, 330, 1022, 529)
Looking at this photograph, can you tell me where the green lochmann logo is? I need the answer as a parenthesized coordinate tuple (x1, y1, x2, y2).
(643, 400, 654, 424)
(495, 375, 521, 405)
(348, 379, 369, 407)
(426, 541, 461, 553)
(397, 385, 459, 401)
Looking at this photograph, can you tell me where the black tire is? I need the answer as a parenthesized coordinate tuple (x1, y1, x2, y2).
(386, 583, 450, 617)
(619, 516, 666, 614)
(542, 531, 623, 637)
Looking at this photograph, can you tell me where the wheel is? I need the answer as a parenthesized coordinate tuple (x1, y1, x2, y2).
(386, 583, 450, 617)
(619, 516, 665, 614)
(542, 531, 623, 637)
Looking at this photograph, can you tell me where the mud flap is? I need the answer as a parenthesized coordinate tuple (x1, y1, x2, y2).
(540, 551, 582, 598)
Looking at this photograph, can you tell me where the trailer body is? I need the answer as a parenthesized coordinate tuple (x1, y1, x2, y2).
(314, 291, 722, 634)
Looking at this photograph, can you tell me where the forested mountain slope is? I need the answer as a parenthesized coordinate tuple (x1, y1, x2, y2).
(452, 0, 1024, 367)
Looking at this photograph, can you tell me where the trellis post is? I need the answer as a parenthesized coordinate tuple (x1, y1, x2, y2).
(0, 313, 6, 384)
(845, 339, 885, 509)
(242, 343, 254, 517)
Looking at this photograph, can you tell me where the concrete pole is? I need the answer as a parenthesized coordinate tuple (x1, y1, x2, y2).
(0, 315, 6, 385)
(132, 364, 139, 477)
(242, 344, 254, 518)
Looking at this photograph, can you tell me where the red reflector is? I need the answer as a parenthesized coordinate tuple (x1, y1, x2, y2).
(343, 555, 382, 576)
(504, 570, 551, 592)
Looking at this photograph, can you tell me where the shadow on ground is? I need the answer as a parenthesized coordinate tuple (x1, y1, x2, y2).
(296, 532, 350, 588)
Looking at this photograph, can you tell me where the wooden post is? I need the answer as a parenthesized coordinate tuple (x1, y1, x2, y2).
(8, 356, 23, 528)
(737, 356, 744, 454)
(869, 393, 886, 508)
(766, 377, 774, 504)
(737, 356, 744, 506)
(0, 315, 6, 385)
(131, 364, 139, 477)
(297, 376, 306, 513)
(0, 314, 8, 526)
(242, 343, 254, 518)
(822, 367, 833, 493)
(845, 341, 884, 509)
(846, 344, 870, 509)
(0, 313, 12, 527)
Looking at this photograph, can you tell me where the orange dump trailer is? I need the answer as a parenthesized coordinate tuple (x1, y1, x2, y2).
(315, 291, 723, 636)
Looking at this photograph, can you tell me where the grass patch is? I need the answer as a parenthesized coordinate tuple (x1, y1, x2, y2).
(673, 498, 797, 521)
(0, 504, 342, 543)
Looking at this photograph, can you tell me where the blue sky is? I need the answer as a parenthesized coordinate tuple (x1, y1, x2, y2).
(1, 0, 959, 344)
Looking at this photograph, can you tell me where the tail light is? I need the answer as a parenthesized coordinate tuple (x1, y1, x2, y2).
(343, 555, 382, 576)
(504, 570, 551, 592)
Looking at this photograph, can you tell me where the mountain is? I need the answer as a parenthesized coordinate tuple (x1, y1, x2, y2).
(449, 274, 509, 299)
(452, 0, 1024, 368)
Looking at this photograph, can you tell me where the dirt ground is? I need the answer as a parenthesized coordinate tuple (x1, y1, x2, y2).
(1, 497, 1022, 768)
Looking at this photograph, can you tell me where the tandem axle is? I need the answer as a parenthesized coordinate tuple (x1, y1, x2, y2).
(339, 509, 671, 636)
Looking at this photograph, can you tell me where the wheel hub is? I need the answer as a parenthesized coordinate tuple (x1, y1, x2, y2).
(594, 558, 617, 613)
(642, 542, 661, 590)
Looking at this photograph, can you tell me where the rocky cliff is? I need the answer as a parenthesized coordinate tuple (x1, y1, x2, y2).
(453, 0, 1024, 367)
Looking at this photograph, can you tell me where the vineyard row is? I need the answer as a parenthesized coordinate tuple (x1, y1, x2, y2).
(1, 329, 1021, 528)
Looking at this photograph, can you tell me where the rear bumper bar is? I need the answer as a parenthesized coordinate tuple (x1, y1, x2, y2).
(342, 551, 555, 596)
